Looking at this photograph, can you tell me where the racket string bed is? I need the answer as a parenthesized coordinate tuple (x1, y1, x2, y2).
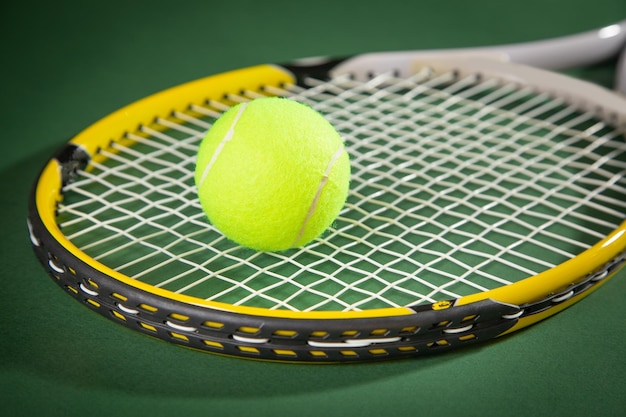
(53, 68, 626, 314)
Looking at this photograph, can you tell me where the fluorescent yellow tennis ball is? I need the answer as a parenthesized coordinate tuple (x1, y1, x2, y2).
(195, 97, 350, 252)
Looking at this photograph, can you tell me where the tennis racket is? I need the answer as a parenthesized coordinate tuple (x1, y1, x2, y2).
(28, 21, 626, 362)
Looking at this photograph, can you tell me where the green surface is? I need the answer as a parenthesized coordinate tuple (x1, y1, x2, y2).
(2, 1, 625, 416)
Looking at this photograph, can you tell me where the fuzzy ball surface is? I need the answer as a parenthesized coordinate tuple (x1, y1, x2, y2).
(195, 97, 350, 251)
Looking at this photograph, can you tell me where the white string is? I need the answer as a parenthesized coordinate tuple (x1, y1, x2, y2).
(58, 69, 626, 312)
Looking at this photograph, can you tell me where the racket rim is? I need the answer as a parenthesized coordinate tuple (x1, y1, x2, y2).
(26, 22, 626, 361)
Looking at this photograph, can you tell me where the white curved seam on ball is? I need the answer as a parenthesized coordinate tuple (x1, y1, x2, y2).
(292, 144, 345, 248)
(198, 102, 248, 188)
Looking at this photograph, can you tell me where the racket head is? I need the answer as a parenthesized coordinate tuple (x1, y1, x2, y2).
(28, 40, 626, 362)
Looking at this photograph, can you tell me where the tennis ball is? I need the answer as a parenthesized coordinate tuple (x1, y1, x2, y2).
(195, 97, 350, 252)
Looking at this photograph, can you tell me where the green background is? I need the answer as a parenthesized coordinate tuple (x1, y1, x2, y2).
(2, 1, 625, 416)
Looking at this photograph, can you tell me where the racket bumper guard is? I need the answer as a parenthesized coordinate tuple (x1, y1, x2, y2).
(53, 144, 90, 187)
